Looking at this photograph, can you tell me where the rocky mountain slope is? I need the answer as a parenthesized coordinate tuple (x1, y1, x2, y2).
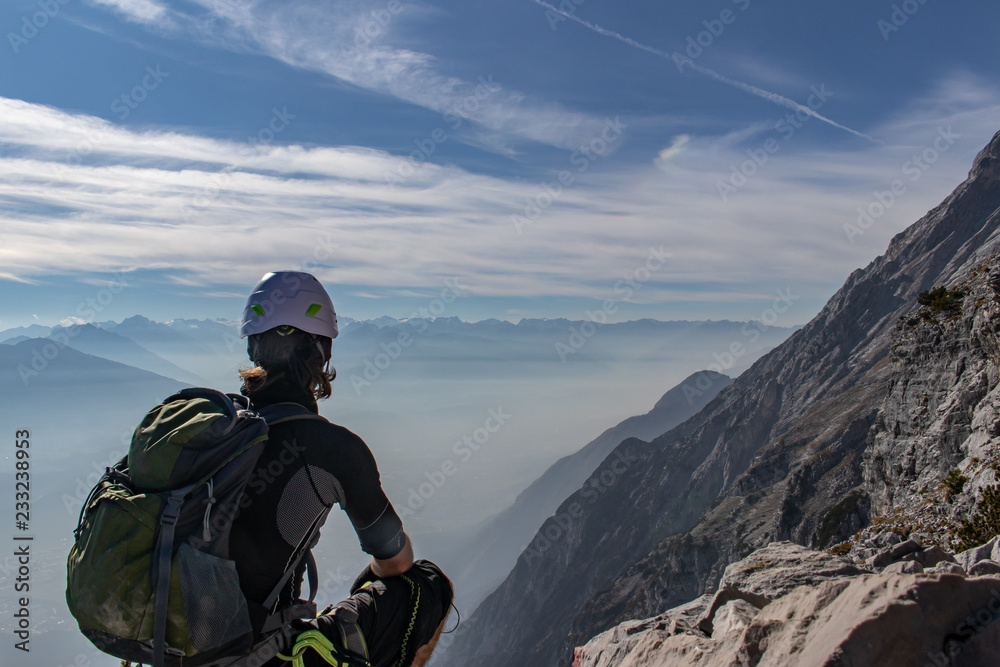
(443, 129, 1000, 667)
(438, 371, 732, 616)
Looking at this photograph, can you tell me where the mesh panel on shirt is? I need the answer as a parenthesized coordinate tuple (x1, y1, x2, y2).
(277, 465, 345, 547)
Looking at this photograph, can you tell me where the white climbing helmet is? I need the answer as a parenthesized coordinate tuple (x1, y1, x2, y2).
(239, 271, 339, 339)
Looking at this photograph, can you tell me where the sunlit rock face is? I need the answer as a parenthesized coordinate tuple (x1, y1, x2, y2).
(444, 130, 1000, 667)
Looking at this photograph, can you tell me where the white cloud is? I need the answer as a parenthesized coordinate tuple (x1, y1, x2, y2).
(721, 55, 812, 92)
(655, 134, 690, 169)
(86, 0, 169, 24)
(0, 75, 998, 319)
(0, 273, 39, 285)
(79, 0, 614, 152)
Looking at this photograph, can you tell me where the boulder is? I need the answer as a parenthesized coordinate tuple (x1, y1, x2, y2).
(902, 545, 956, 569)
(696, 586, 770, 636)
(927, 562, 966, 575)
(873, 531, 906, 549)
(956, 535, 1000, 572)
(969, 560, 1000, 576)
(883, 560, 923, 574)
(710, 600, 759, 640)
(869, 538, 922, 568)
(572, 595, 711, 667)
(719, 541, 862, 599)
(732, 573, 1000, 666)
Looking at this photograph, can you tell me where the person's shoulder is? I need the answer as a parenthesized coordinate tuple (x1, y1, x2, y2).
(292, 417, 380, 473)
(319, 418, 365, 443)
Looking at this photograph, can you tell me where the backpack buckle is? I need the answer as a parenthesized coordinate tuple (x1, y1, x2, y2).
(160, 489, 188, 526)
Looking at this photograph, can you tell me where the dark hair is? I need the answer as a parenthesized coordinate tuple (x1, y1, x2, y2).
(238, 326, 335, 399)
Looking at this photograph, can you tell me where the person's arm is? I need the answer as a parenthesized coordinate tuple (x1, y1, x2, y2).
(371, 530, 414, 578)
(333, 427, 413, 573)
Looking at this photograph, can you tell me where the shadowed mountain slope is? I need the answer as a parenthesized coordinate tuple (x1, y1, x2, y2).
(437, 371, 732, 617)
(443, 129, 1000, 667)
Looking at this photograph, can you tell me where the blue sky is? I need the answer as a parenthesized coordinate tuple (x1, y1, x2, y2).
(2, 0, 999, 330)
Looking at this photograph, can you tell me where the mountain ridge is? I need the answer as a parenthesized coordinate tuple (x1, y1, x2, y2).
(46, 323, 204, 384)
(444, 128, 1000, 667)
(436, 370, 732, 620)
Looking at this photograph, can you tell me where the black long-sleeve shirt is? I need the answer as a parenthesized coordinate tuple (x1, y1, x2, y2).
(229, 379, 406, 614)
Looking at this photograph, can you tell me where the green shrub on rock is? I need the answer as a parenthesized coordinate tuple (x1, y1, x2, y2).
(942, 468, 967, 502)
(917, 286, 965, 319)
(954, 480, 1000, 552)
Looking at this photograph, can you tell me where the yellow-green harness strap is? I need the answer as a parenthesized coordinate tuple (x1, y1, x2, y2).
(277, 616, 370, 667)
(277, 629, 346, 667)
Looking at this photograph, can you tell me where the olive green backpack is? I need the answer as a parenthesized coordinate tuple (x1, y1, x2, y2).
(66, 388, 330, 667)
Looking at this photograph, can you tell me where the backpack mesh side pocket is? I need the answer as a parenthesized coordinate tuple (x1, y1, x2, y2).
(178, 544, 253, 651)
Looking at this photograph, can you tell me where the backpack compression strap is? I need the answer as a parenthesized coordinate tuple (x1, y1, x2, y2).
(153, 485, 197, 667)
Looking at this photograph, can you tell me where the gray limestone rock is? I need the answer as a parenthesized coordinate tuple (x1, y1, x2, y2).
(956, 535, 1000, 572)
(902, 545, 956, 568)
(695, 586, 770, 636)
(883, 560, 923, 574)
(730, 573, 1000, 667)
(969, 559, 1000, 576)
(927, 561, 966, 575)
(869, 539, 922, 568)
(571, 596, 712, 667)
(710, 600, 759, 640)
(719, 541, 862, 599)
(873, 531, 906, 549)
(575, 566, 1000, 667)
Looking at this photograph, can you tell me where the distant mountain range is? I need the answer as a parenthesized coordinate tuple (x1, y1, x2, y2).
(0, 336, 184, 396)
(2, 315, 797, 388)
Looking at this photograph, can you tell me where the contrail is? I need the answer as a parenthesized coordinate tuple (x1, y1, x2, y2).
(681, 60, 881, 144)
(530, 0, 880, 144)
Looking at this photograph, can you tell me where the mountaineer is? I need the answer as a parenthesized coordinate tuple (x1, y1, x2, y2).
(232, 270, 453, 667)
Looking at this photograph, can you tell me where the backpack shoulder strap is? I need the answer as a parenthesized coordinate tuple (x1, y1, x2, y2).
(258, 503, 332, 635)
(261, 501, 331, 606)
